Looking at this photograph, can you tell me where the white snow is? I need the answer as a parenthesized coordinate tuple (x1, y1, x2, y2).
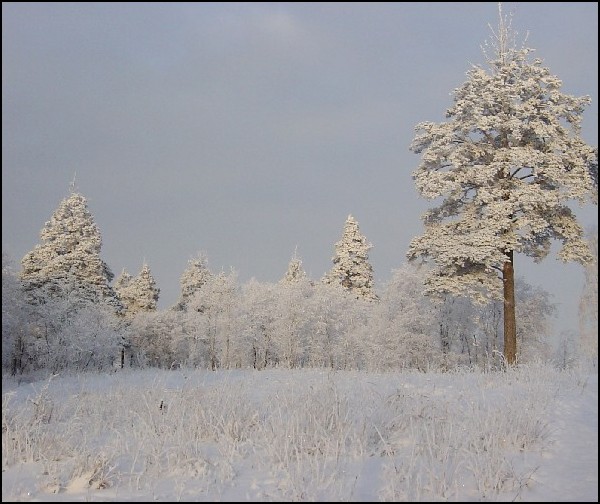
(2, 363, 597, 502)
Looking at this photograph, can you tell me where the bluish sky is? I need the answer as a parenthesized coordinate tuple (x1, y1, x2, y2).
(3, 2, 597, 339)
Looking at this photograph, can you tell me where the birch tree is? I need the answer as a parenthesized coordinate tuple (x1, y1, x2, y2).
(407, 6, 597, 364)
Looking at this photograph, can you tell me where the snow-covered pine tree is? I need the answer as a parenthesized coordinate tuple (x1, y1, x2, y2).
(173, 252, 213, 311)
(407, 5, 597, 364)
(132, 263, 159, 312)
(281, 248, 307, 283)
(116, 263, 160, 317)
(323, 214, 377, 300)
(114, 269, 133, 304)
(20, 189, 121, 311)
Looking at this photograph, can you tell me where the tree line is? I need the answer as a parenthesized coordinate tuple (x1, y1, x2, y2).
(0, 189, 575, 375)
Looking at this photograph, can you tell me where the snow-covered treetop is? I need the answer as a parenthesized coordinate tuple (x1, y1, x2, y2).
(114, 269, 133, 292)
(281, 248, 307, 283)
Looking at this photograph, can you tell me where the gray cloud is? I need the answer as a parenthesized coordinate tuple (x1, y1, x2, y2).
(3, 2, 597, 339)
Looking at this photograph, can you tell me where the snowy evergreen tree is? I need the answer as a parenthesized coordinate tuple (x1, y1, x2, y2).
(173, 252, 213, 311)
(407, 6, 597, 364)
(116, 263, 160, 317)
(114, 269, 133, 297)
(113, 269, 133, 310)
(20, 190, 121, 311)
(323, 215, 377, 300)
(132, 263, 159, 312)
(281, 249, 307, 283)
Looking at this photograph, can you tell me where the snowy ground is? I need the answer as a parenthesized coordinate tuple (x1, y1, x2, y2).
(2, 363, 597, 502)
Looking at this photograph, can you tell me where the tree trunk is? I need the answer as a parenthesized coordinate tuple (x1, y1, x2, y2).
(503, 251, 517, 364)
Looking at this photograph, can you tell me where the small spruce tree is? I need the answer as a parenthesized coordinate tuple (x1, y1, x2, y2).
(323, 214, 377, 300)
(281, 248, 307, 283)
(173, 252, 213, 311)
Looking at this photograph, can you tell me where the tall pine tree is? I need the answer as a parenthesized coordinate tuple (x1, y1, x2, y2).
(407, 6, 597, 364)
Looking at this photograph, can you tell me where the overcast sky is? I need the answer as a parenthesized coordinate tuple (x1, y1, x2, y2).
(2, 2, 597, 339)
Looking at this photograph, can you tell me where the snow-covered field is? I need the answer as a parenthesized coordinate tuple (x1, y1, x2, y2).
(2, 362, 597, 502)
